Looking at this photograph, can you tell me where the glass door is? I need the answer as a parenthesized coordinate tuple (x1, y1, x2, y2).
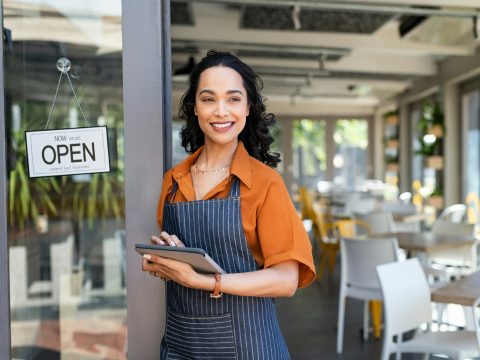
(4, 1, 127, 358)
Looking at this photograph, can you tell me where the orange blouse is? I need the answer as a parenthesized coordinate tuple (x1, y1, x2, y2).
(157, 142, 316, 288)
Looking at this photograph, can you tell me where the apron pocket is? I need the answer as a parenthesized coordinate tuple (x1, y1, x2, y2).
(165, 310, 237, 359)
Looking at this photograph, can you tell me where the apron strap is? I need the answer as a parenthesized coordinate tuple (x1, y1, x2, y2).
(228, 176, 240, 198)
(168, 176, 239, 203)
(167, 181, 179, 203)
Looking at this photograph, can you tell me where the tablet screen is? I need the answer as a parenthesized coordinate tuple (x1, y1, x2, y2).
(135, 244, 225, 274)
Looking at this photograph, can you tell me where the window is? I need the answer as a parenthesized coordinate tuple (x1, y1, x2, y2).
(292, 118, 370, 192)
(461, 78, 480, 200)
(292, 119, 326, 189)
(333, 119, 369, 187)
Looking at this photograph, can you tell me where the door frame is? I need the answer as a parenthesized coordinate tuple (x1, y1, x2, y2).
(123, 0, 171, 357)
(0, 1, 12, 357)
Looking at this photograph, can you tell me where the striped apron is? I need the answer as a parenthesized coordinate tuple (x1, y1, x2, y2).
(160, 177, 291, 360)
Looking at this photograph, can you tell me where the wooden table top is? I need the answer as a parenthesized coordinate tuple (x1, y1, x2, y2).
(373, 231, 476, 253)
(431, 271, 480, 306)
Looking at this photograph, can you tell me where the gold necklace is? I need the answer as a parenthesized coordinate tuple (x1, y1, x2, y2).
(195, 163, 230, 175)
(192, 169, 230, 200)
(195, 150, 231, 175)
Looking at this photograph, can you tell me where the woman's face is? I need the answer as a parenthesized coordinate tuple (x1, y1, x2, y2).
(194, 66, 249, 148)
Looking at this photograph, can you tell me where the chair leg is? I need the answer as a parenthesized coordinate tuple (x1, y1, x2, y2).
(337, 293, 346, 354)
(463, 305, 475, 331)
(381, 334, 391, 360)
(371, 300, 382, 339)
(363, 301, 369, 341)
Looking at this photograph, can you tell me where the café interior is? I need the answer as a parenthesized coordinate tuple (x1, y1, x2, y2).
(171, 1, 480, 359)
(4, 0, 480, 359)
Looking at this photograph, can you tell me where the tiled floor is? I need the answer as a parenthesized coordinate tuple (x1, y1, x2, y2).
(276, 260, 444, 360)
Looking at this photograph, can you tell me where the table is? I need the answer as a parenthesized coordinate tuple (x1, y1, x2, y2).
(373, 232, 477, 254)
(431, 270, 480, 306)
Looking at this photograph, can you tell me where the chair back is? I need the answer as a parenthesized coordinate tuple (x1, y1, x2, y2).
(376, 258, 432, 335)
(298, 186, 316, 220)
(430, 220, 477, 268)
(382, 202, 418, 216)
(333, 219, 371, 239)
(355, 211, 395, 234)
(431, 220, 475, 236)
(438, 204, 467, 224)
(344, 197, 377, 215)
(466, 192, 480, 224)
(341, 237, 398, 290)
(298, 186, 329, 241)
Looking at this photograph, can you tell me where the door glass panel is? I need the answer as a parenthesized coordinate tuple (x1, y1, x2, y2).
(4, 1, 126, 359)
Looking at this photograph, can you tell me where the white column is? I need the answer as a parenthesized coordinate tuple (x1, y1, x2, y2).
(444, 83, 460, 206)
(281, 119, 294, 194)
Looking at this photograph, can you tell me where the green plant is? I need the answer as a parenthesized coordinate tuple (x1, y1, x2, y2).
(68, 172, 125, 229)
(430, 189, 443, 197)
(383, 110, 398, 118)
(383, 134, 399, 144)
(415, 101, 445, 156)
(385, 154, 398, 164)
(8, 128, 61, 229)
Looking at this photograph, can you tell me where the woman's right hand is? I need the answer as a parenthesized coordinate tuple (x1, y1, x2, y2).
(151, 231, 185, 247)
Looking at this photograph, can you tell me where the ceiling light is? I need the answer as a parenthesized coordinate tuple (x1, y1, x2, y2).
(292, 5, 301, 30)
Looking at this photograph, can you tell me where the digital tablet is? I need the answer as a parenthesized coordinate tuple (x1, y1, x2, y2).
(135, 244, 225, 274)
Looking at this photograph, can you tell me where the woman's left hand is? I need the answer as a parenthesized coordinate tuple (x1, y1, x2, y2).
(142, 254, 201, 287)
(142, 231, 200, 286)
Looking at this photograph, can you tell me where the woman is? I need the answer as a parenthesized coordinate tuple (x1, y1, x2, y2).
(142, 50, 316, 359)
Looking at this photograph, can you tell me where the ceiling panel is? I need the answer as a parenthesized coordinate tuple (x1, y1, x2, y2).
(171, 1, 194, 26)
(241, 5, 393, 34)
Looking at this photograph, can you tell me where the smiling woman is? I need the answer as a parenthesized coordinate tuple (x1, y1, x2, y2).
(141, 50, 316, 359)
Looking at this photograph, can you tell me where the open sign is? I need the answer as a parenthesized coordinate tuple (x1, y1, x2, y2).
(25, 126, 110, 178)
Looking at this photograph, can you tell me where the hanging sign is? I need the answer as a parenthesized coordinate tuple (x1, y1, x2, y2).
(25, 57, 111, 178)
(26, 126, 110, 178)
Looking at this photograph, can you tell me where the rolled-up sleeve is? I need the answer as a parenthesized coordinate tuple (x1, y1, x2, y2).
(256, 173, 316, 288)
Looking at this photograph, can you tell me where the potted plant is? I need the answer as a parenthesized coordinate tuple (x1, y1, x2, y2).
(427, 102, 445, 138)
(8, 127, 61, 232)
(384, 110, 399, 125)
(383, 134, 399, 148)
(385, 154, 399, 171)
(427, 189, 444, 209)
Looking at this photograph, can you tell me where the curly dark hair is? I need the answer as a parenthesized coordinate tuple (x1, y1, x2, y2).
(178, 50, 281, 168)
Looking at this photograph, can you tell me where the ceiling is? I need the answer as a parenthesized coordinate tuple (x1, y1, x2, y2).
(171, 0, 480, 116)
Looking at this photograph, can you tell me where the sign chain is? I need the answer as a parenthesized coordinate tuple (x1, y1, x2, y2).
(44, 58, 90, 130)
(44, 72, 63, 130)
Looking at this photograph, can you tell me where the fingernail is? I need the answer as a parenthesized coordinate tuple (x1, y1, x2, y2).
(170, 240, 176, 247)
(143, 254, 151, 260)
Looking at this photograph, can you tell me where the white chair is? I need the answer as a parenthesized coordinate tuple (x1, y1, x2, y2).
(376, 258, 480, 360)
(337, 237, 399, 354)
(383, 202, 422, 233)
(428, 221, 478, 277)
(344, 197, 377, 216)
(355, 211, 395, 234)
(438, 204, 467, 224)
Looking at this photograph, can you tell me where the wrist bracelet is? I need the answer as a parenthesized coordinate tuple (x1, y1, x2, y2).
(210, 273, 222, 299)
